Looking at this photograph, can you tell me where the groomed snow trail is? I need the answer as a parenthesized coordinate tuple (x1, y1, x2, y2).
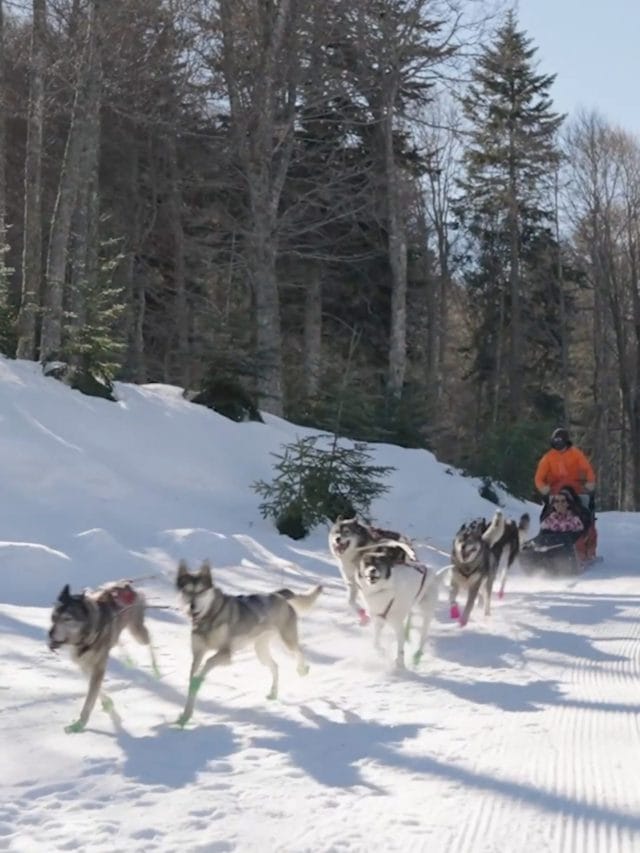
(2, 560, 639, 853)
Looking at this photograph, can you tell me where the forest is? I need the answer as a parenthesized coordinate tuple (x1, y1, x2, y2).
(1, 0, 639, 509)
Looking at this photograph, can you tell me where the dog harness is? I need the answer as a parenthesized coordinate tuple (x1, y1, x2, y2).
(455, 547, 491, 579)
(377, 562, 429, 620)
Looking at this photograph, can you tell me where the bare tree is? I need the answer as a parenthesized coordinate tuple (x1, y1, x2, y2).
(41, 0, 102, 361)
(419, 98, 463, 403)
(349, 0, 458, 400)
(216, 0, 305, 415)
(563, 112, 640, 507)
(68, 0, 103, 363)
(303, 264, 322, 401)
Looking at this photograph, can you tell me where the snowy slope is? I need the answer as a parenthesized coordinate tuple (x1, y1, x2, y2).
(0, 356, 638, 853)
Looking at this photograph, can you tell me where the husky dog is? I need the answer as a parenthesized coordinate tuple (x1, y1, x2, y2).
(450, 509, 529, 627)
(176, 560, 322, 726)
(329, 516, 416, 625)
(48, 581, 158, 733)
(355, 540, 447, 669)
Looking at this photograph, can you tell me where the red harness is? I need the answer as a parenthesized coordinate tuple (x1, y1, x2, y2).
(111, 586, 136, 607)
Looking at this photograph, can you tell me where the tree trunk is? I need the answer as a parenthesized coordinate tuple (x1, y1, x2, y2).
(303, 264, 322, 401)
(123, 135, 148, 383)
(249, 195, 283, 412)
(219, 0, 301, 416)
(16, 0, 46, 360)
(384, 88, 408, 400)
(415, 199, 438, 401)
(554, 171, 570, 424)
(507, 147, 521, 419)
(167, 132, 188, 385)
(41, 0, 100, 361)
(492, 286, 506, 428)
(69, 28, 101, 358)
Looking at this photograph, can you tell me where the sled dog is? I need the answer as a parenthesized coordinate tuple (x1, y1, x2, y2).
(450, 510, 529, 626)
(356, 539, 447, 669)
(176, 560, 322, 726)
(48, 580, 158, 733)
(329, 516, 416, 624)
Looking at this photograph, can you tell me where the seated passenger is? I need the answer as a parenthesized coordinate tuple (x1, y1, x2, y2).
(540, 492, 584, 534)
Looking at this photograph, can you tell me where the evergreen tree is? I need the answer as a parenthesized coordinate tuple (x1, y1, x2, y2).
(458, 10, 564, 428)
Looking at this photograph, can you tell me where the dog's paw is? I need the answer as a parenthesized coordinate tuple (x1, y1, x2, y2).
(101, 697, 115, 713)
(450, 603, 460, 620)
(266, 689, 278, 701)
(458, 615, 468, 628)
(497, 589, 504, 599)
(297, 662, 310, 677)
(64, 720, 86, 734)
(412, 650, 423, 667)
(175, 713, 191, 729)
(358, 608, 370, 626)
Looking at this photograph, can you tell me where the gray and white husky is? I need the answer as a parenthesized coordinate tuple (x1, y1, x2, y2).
(48, 581, 158, 733)
(176, 560, 322, 726)
(329, 516, 416, 625)
(449, 509, 528, 626)
(355, 540, 448, 669)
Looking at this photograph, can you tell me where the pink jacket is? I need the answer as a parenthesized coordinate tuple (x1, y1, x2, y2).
(540, 512, 584, 533)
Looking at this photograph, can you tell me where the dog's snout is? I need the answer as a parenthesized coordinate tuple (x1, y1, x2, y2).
(48, 628, 60, 651)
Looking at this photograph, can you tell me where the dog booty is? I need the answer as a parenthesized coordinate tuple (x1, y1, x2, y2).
(358, 607, 370, 626)
(450, 603, 460, 620)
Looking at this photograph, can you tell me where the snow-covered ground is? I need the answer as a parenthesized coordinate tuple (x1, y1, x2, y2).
(1, 356, 638, 853)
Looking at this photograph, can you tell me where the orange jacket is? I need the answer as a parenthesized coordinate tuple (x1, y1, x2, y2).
(534, 447, 596, 495)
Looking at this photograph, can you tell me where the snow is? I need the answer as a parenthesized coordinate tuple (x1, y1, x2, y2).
(1, 355, 639, 853)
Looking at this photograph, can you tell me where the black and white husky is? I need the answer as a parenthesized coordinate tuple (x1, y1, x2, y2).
(328, 516, 416, 624)
(176, 560, 322, 726)
(450, 509, 529, 627)
(355, 540, 448, 669)
(48, 580, 158, 733)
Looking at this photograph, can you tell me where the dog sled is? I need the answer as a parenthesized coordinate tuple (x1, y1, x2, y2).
(519, 484, 595, 576)
(519, 529, 583, 575)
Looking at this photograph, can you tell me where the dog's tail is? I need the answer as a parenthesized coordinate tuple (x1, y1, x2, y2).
(518, 512, 531, 543)
(434, 563, 452, 588)
(482, 509, 505, 546)
(276, 584, 323, 614)
(356, 538, 417, 562)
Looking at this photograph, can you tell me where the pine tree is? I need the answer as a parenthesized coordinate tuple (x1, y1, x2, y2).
(458, 10, 564, 426)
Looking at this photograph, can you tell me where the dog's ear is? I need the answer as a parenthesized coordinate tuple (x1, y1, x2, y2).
(336, 514, 343, 523)
(199, 560, 212, 582)
(176, 559, 190, 586)
(57, 584, 71, 603)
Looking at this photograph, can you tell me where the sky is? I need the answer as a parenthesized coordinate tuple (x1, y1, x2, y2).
(517, 0, 640, 136)
(1, 355, 639, 852)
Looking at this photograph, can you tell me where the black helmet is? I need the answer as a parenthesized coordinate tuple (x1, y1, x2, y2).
(550, 427, 572, 450)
